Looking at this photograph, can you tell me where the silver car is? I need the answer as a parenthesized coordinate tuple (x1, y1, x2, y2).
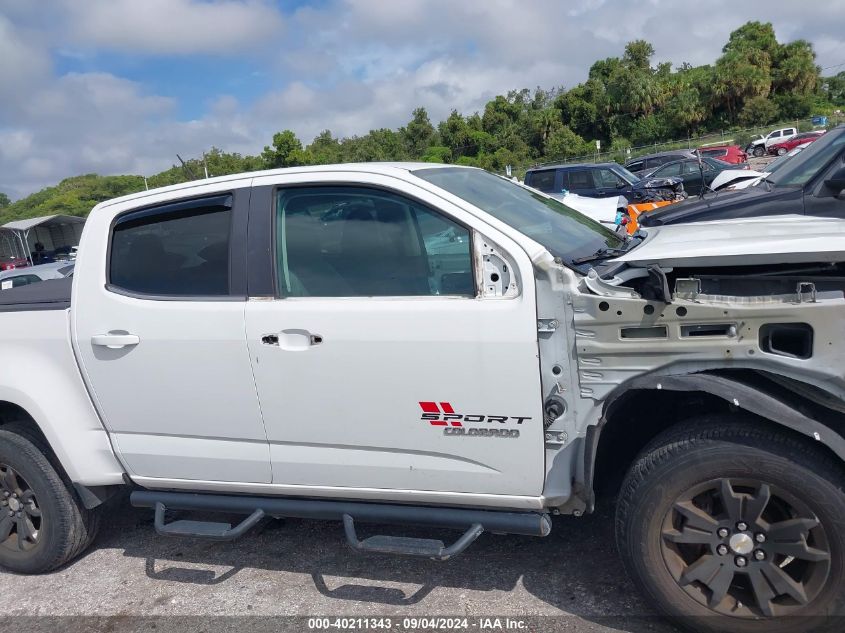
(0, 261, 74, 290)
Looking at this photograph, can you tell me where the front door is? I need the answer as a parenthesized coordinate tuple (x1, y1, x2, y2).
(72, 187, 271, 483)
(244, 174, 545, 497)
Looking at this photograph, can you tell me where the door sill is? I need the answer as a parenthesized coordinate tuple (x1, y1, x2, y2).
(129, 476, 545, 510)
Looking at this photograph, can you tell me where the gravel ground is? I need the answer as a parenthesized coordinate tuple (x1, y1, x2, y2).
(0, 493, 681, 633)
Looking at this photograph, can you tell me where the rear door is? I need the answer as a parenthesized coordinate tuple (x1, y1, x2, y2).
(243, 172, 544, 497)
(73, 185, 271, 484)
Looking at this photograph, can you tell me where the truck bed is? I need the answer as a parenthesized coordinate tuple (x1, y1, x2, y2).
(0, 278, 72, 312)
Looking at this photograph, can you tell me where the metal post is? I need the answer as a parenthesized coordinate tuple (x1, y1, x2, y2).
(15, 231, 31, 267)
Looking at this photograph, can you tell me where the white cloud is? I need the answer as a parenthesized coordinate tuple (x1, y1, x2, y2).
(62, 0, 285, 55)
(1, 0, 844, 201)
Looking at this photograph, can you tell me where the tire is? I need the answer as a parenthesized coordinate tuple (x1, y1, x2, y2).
(752, 146, 765, 157)
(0, 427, 100, 573)
(616, 416, 845, 633)
(777, 148, 788, 156)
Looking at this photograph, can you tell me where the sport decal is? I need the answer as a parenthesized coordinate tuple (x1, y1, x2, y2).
(417, 401, 530, 438)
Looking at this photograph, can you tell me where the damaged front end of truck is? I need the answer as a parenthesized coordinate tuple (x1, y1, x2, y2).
(534, 214, 845, 513)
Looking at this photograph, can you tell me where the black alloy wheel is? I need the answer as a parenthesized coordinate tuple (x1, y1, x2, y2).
(0, 464, 42, 552)
(661, 477, 830, 618)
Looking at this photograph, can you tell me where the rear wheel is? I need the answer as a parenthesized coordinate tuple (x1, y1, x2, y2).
(0, 428, 99, 573)
(616, 417, 845, 633)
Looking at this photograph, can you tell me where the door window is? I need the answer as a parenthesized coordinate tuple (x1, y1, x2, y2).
(626, 161, 644, 172)
(567, 170, 594, 189)
(594, 169, 624, 188)
(276, 187, 473, 297)
(655, 162, 682, 177)
(526, 169, 557, 192)
(682, 161, 705, 174)
(110, 196, 232, 296)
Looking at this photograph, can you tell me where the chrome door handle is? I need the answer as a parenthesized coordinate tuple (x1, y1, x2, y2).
(91, 333, 140, 349)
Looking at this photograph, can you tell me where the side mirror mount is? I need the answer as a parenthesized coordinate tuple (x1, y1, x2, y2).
(824, 166, 845, 194)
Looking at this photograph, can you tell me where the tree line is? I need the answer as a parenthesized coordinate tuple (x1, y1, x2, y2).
(2, 21, 842, 223)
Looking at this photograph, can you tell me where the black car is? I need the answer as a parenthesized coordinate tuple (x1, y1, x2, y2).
(640, 125, 845, 227)
(640, 156, 739, 196)
(523, 162, 684, 203)
(624, 150, 699, 176)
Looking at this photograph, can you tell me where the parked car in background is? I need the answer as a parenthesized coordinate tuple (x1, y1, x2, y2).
(704, 141, 816, 192)
(623, 150, 698, 176)
(0, 256, 29, 271)
(640, 156, 740, 196)
(768, 131, 825, 156)
(697, 144, 747, 164)
(746, 126, 798, 157)
(523, 162, 685, 204)
(641, 124, 845, 226)
(0, 261, 74, 290)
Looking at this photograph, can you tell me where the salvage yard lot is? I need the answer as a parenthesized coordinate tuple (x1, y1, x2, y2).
(0, 495, 678, 632)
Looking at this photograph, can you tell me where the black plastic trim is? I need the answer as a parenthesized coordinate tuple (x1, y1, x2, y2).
(246, 184, 275, 297)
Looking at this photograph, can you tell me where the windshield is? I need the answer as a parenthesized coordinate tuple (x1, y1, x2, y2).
(767, 127, 845, 187)
(612, 164, 640, 183)
(412, 167, 624, 266)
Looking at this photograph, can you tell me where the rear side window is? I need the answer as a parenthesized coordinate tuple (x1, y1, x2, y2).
(110, 195, 232, 296)
(0, 274, 41, 289)
(526, 169, 557, 192)
(275, 186, 473, 297)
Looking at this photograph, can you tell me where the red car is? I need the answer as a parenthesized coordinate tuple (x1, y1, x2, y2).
(0, 257, 28, 271)
(768, 131, 825, 156)
(696, 144, 747, 164)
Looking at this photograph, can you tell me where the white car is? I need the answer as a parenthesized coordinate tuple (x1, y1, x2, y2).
(711, 142, 813, 191)
(0, 261, 74, 289)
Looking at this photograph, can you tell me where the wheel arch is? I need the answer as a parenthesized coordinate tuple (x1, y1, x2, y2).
(585, 369, 845, 506)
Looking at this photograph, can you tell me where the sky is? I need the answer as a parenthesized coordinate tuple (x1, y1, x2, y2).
(1, 0, 844, 200)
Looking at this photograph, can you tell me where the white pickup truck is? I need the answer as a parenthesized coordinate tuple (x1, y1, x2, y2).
(0, 164, 843, 633)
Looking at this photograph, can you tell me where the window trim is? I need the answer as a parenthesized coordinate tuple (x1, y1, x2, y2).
(105, 191, 248, 302)
(269, 183, 478, 300)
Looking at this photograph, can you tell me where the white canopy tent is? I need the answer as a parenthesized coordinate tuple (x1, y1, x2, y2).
(1, 215, 86, 265)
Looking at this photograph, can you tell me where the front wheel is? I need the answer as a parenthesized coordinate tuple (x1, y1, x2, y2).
(752, 146, 765, 157)
(777, 148, 788, 156)
(616, 417, 845, 633)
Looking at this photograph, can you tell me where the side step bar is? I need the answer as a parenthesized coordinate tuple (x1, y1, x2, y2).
(343, 514, 484, 560)
(154, 502, 265, 541)
(132, 491, 551, 559)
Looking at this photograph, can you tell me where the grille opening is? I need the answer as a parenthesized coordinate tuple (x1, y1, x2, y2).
(759, 323, 813, 359)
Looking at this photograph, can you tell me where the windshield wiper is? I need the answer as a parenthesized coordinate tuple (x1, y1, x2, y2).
(572, 233, 643, 265)
(572, 247, 629, 265)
